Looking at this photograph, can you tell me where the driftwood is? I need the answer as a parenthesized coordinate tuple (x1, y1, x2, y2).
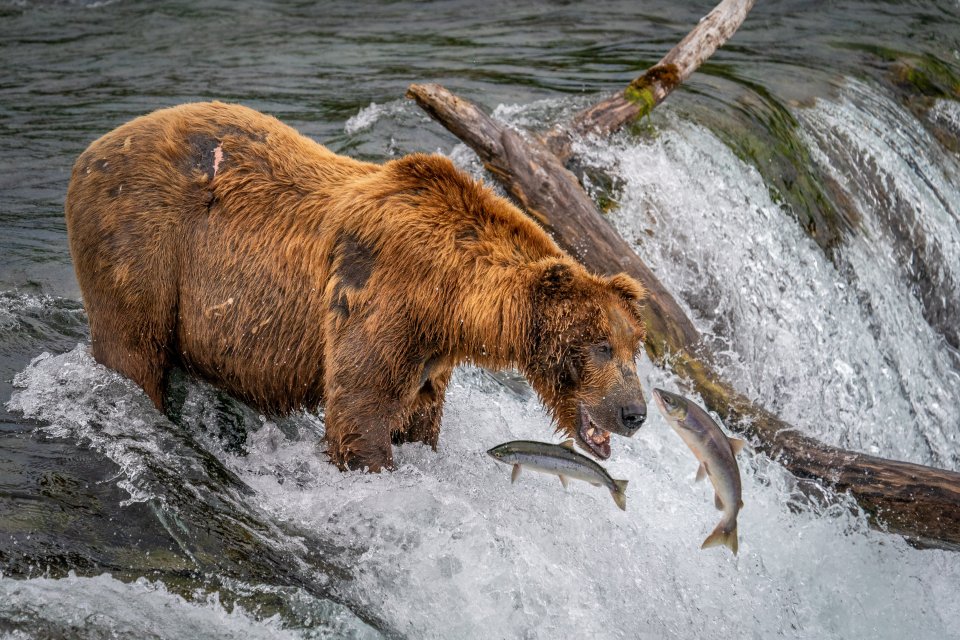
(545, 0, 757, 162)
(405, 0, 960, 550)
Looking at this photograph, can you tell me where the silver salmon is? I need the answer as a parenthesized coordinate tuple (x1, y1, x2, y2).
(487, 440, 629, 510)
(653, 388, 745, 554)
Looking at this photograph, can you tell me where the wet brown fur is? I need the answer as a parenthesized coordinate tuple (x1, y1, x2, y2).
(65, 101, 647, 471)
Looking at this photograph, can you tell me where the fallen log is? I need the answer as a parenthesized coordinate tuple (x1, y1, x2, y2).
(405, 80, 960, 550)
(544, 0, 757, 161)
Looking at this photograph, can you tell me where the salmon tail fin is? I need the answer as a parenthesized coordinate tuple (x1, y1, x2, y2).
(701, 521, 738, 555)
(611, 479, 628, 511)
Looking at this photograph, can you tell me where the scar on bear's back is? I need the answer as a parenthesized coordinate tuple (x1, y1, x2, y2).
(186, 134, 225, 181)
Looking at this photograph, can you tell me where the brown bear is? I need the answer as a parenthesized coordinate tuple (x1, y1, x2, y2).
(65, 101, 648, 471)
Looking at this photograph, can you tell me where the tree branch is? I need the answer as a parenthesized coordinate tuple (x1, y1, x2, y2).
(545, 0, 756, 161)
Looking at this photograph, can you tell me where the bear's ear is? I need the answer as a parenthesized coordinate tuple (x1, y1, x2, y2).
(607, 273, 646, 322)
(607, 273, 646, 304)
(533, 259, 576, 297)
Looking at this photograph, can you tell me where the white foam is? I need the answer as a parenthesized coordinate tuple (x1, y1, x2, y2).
(801, 80, 960, 294)
(0, 292, 77, 330)
(12, 347, 959, 639)
(0, 573, 298, 640)
(344, 100, 410, 135)
(491, 97, 590, 132)
(236, 360, 960, 639)
(799, 80, 960, 468)
(8, 347, 183, 506)
(928, 98, 960, 142)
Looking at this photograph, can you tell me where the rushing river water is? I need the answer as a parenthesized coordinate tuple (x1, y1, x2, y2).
(2, 1, 960, 638)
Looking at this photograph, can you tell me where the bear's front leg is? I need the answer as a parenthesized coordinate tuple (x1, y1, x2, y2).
(392, 362, 452, 449)
(324, 388, 399, 472)
(322, 321, 412, 472)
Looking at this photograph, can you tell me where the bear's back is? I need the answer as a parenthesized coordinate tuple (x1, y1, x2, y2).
(68, 102, 379, 233)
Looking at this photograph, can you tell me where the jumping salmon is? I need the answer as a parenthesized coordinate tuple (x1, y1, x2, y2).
(487, 440, 629, 510)
(653, 388, 745, 554)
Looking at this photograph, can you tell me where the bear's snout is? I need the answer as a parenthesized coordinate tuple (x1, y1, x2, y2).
(620, 400, 646, 432)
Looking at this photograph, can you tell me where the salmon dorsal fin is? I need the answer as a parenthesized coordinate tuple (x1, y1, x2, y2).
(560, 440, 575, 450)
(728, 437, 746, 455)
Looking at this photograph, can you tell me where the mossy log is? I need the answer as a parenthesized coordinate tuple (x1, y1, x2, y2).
(544, 0, 757, 162)
(405, 80, 960, 550)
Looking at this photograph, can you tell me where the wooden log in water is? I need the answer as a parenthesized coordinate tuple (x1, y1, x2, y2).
(405, 81, 960, 550)
(544, 0, 757, 161)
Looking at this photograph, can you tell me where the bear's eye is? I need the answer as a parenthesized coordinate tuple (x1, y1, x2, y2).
(593, 341, 613, 361)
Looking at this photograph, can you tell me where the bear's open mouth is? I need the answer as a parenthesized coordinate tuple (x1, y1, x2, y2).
(577, 404, 611, 460)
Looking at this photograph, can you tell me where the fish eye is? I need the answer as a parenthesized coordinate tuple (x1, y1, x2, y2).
(663, 394, 684, 412)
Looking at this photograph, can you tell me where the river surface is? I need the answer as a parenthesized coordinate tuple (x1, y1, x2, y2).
(2, 1, 960, 638)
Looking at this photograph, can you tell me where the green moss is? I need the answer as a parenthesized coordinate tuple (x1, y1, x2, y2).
(893, 59, 960, 99)
(596, 191, 620, 214)
(571, 159, 626, 216)
(623, 64, 682, 124)
(624, 84, 657, 120)
(838, 43, 960, 100)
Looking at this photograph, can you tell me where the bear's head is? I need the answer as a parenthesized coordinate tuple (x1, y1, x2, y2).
(523, 259, 648, 460)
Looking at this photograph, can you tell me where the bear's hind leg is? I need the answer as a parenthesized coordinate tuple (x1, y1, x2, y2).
(84, 284, 174, 412)
(89, 317, 171, 411)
